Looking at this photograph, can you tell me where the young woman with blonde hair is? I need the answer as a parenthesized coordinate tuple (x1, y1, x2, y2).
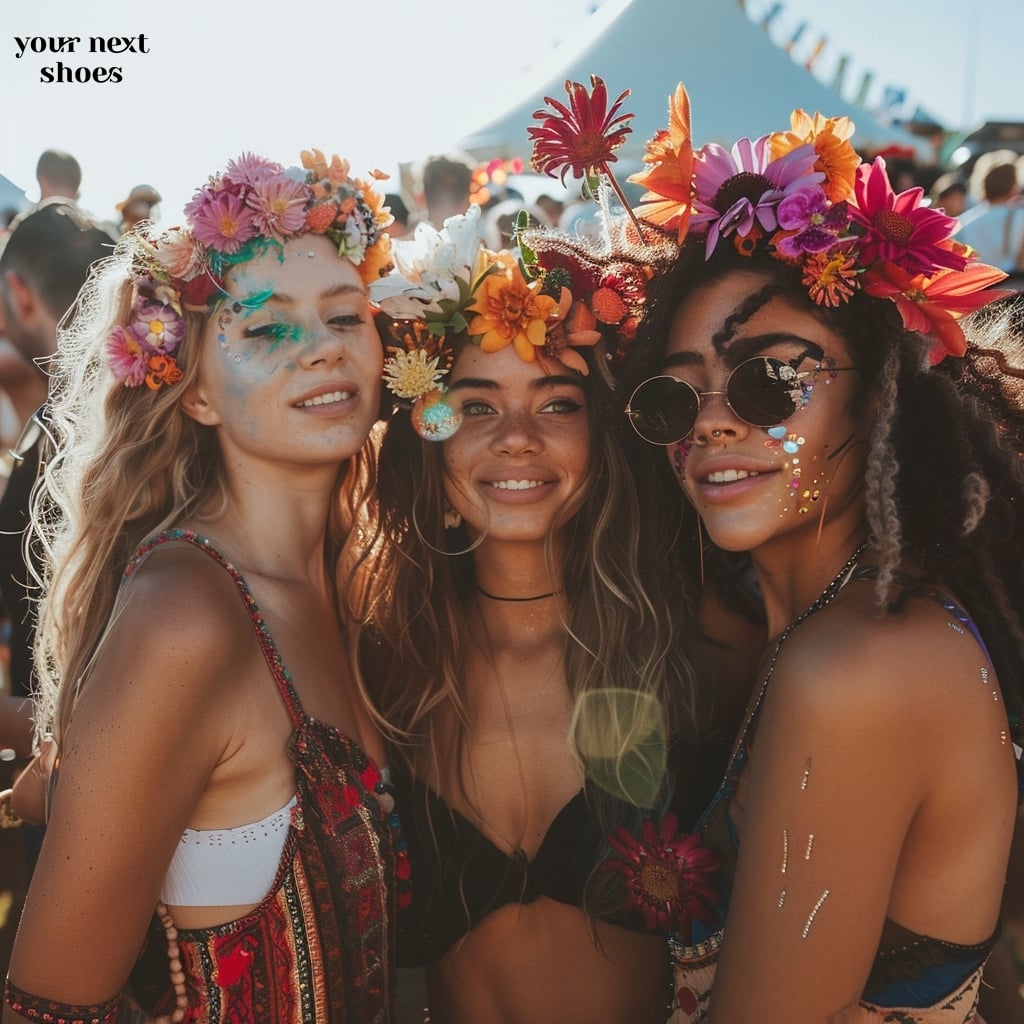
(4, 149, 399, 1023)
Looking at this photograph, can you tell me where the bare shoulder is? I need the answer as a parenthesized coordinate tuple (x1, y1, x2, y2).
(765, 579, 1001, 747)
(86, 541, 257, 713)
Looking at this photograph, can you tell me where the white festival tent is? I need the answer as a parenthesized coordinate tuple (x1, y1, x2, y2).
(456, 0, 924, 175)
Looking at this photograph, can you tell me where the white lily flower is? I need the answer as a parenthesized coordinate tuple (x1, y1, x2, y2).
(369, 205, 485, 318)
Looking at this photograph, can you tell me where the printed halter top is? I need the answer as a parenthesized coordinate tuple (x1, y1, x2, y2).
(5, 530, 398, 1024)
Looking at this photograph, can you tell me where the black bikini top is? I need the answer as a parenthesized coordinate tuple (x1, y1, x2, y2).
(394, 780, 605, 966)
(393, 732, 729, 967)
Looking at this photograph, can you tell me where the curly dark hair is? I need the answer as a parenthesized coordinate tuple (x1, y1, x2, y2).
(623, 240, 1024, 743)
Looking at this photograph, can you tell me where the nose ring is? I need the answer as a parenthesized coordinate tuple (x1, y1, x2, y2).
(711, 429, 722, 438)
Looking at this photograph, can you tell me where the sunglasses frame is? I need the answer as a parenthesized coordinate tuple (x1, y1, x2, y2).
(625, 356, 856, 445)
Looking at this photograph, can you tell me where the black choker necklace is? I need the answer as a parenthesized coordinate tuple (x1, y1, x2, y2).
(475, 584, 561, 603)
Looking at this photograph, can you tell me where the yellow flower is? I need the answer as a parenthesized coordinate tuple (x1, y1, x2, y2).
(771, 110, 859, 203)
(467, 261, 559, 362)
(383, 348, 447, 399)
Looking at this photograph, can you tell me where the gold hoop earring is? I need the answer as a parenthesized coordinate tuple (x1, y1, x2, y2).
(411, 500, 484, 558)
(443, 498, 463, 530)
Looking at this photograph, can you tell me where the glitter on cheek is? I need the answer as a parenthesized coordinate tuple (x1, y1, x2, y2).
(670, 439, 693, 486)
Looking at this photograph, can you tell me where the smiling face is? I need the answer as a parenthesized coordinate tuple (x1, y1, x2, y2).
(662, 270, 876, 554)
(184, 233, 383, 470)
(441, 343, 591, 545)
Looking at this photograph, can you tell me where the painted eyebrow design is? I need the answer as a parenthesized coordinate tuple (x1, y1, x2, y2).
(244, 283, 367, 306)
(447, 374, 585, 392)
(662, 333, 825, 371)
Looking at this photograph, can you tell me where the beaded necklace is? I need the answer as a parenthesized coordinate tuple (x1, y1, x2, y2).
(724, 540, 869, 782)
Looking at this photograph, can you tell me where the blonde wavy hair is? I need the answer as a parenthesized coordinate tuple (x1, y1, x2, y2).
(30, 234, 376, 745)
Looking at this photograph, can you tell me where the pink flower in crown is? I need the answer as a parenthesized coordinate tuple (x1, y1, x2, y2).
(848, 157, 967, 276)
(186, 187, 258, 254)
(106, 325, 149, 386)
(153, 227, 206, 281)
(774, 187, 850, 259)
(223, 151, 284, 188)
(245, 171, 309, 238)
(691, 137, 823, 257)
(131, 300, 185, 353)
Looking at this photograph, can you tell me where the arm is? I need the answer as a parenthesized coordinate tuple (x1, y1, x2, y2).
(5, 552, 246, 1011)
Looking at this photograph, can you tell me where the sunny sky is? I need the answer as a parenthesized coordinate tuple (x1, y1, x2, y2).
(2, 0, 1021, 226)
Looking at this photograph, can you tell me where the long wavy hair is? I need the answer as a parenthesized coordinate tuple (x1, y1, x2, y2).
(30, 235, 378, 744)
(626, 240, 1024, 740)
(357, 335, 708, 918)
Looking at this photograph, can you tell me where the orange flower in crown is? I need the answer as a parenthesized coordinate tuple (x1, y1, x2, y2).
(770, 110, 860, 203)
(466, 250, 564, 363)
(620, 80, 1012, 361)
(369, 205, 597, 440)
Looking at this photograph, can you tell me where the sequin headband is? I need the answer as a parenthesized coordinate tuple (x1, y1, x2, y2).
(527, 76, 1011, 365)
(105, 149, 394, 390)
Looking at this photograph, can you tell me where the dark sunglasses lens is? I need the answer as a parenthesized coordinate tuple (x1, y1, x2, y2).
(728, 357, 801, 427)
(628, 377, 700, 444)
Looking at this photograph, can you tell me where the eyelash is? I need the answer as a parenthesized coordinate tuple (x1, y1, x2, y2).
(243, 322, 292, 342)
(242, 313, 364, 340)
(329, 313, 365, 329)
(459, 397, 584, 417)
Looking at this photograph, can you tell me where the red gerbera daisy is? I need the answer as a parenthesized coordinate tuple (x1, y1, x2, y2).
(529, 75, 633, 184)
(601, 814, 721, 941)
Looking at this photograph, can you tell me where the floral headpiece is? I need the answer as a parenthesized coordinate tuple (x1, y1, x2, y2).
(525, 75, 678, 361)
(105, 149, 393, 390)
(629, 83, 1009, 364)
(369, 204, 600, 440)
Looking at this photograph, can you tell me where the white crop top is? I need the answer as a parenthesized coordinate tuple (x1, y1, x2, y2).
(160, 795, 298, 906)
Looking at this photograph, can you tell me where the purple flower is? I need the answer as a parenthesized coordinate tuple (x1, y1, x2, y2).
(691, 137, 824, 257)
(245, 171, 309, 237)
(105, 325, 149, 386)
(775, 188, 850, 258)
(223, 151, 283, 189)
(130, 300, 185, 353)
(187, 188, 258, 254)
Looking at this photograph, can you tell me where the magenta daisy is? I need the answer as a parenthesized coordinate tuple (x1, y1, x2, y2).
(691, 137, 823, 258)
(848, 157, 967, 276)
(600, 814, 721, 940)
(187, 188, 258, 254)
(246, 172, 309, 237)
(105, 325, 149, 386)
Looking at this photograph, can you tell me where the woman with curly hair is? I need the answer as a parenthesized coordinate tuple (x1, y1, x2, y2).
(619, 85, 1024, 1023)
(359, 204, 715, 1023)
(4, 149, 399, 1023)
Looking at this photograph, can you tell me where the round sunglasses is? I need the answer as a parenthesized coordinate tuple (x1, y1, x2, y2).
(625, 356, 856, 445)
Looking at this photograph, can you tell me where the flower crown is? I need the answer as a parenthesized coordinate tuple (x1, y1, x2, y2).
(369, 204, 600, 440)
(105, 149, 394, 390)
(528, 78, 1011, 365)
